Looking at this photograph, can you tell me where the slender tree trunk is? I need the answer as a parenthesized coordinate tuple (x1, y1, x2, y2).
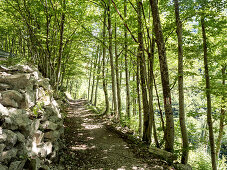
(153, 73, 166, 145)
(115, 22, 122, 117)
(55, 0, 65, 90)
(136, 63, 142, 136)
(215, 66, 226, 160)
(94, 54, 101, 106)
(150, 0, 174, 152)
(201, 16, 217, 170)
(108, 0, 118, 118)
(173, 0, 189, 164)
(148, 35, 160, 148)
(91, 52, 99, 104)
(138, 0, 151, 144)
(124, 0, 131, 120)
(102, 8, 110, 115)
(133, 74, 137, 116)
(88, 62, 93, 101)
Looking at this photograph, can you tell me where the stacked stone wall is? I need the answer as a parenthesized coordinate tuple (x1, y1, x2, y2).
(0, 65, 64, 170)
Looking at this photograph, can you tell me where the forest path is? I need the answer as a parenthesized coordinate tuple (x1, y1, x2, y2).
(61, 100, 169, 170)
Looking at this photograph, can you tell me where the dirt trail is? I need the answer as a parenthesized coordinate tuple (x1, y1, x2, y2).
(61, 100, 170, 170)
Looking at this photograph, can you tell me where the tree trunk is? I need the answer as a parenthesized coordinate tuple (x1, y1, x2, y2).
(133, 74, 137, 116)
(115, 22, 122, 118)
(108, 0, 118, 118)
(91, 53, 98, 104)
(137, 63, 142, 136)
(94, 53, 101, 106)
(102, 8, 110, 115)
(148, 35, 159, 148)
(138, 0, 151, 144)
(173, 0, 189, 164)
(55, 0, 65, 91)
(149, 0, 174, 152)
(124, 0, 130, 120)
(215, 66, 226, 160)
(201, 16, 217, 170)
(88, 61, 93, 101)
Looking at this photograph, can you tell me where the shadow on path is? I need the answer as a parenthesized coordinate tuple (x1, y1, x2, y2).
(61, 100, 169, 170)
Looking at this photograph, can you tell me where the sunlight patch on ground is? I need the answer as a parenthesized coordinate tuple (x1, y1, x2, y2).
(71, 144, 96, 150)
(82, 123, 102, 129)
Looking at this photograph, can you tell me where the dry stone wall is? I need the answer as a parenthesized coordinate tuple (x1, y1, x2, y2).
(0, 65, 64, 170)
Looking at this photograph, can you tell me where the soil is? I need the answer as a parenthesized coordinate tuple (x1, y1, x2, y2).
(60, 99, 174, 170)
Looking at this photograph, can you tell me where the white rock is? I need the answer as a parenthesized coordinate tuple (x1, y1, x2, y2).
(0, 103, 9, 116)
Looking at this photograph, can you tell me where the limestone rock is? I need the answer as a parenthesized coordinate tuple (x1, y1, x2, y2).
(16, 132, 26, 143)
(13, 65, 34, 73)
(40, 121, 58, 131)
(38, 78, 51, 90)
(1, 90, 24, 108)
(0, 164, 8, 170)
(0, 143, 5, 152)
(0, 83, 10, 90)
(33, 130, 44, 145)
(0, 73, 30, 89)
(30, 120, 40, 135)
(4, 110, 31, 134)
(4, 129, 17, 148)
(9, 160, 26, 170)
(37, 142, 53, 157)
(44, 131, 60, 141)
(0, 127, 7, 142)
(0, 64, 63, 169)
(28, 158, 41, 170)
(0, 148, 18, 163)
(0, 103, 9, 116)
(0, 65, 10, 72)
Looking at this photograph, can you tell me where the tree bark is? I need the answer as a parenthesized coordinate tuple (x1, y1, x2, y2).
(149, 0, 174, 152)
(124, 0, 131, 120)
(102, 8, 110, 115)
(173, 0, 189, 164)
(91, 52, 99, 104)
(108, 0, 118, 118)
(94, 53, 101, 106)
(138, 0, 151, 144)
(215, 66, 226, 160)
(201, 16, 217, 170)
(88, 61, 93, 101)
(55, 0, 65, 90)
(136, 63, 142, 136)
(115, 22, 122, 118)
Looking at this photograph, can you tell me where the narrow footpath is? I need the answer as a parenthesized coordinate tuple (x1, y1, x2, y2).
(60, 100, 172, 170)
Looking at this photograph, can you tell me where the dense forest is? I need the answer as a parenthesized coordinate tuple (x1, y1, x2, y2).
(0, 0, 226, 169)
